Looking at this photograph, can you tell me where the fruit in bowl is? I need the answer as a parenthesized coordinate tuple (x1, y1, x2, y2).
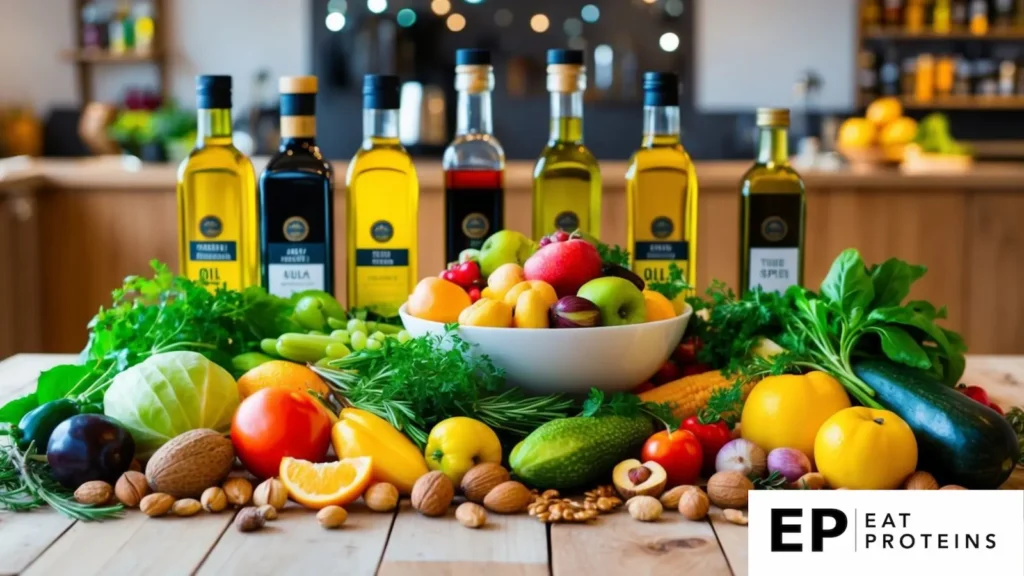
(478, 230, 537, 278)
(458, 298, 513, 328)
(524, 238, 603, 297)
(549, 296, 601, 329)
(577, 277, 647, 327)
(407, 278, 472, 323)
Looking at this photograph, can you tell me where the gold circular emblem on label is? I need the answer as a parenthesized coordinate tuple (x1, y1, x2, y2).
(283, 216, 310, 242)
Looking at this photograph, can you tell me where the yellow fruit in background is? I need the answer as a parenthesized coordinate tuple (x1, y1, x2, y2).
(814, 407, 918, 490)
(513, 289, 550, 328)
(866, 96, 903, 126)
(504, 280, 558, 309)
(237, 360, 330, 400)
(407, 277, 472, 323)
(458, 298, 513, 328)
(879, 116, 918, 146)
(838, 117, 877, 149)
(741, 372, 852, 459)
(642, 290, 676, 322)
(486, 263, 526, 299)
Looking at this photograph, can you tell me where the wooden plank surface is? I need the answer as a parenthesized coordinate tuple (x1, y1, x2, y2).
(708, 507, 749, 576)
(198, 503, 395, 576)
(377, 502, 548, 576)
(0, 355, 77, 576)
(550, 507, 732, 576)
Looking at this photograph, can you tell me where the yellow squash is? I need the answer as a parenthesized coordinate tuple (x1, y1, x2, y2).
(814, 407, 918, 490)
(740, 371, 851, 459)
(424, 417, 502, 485)
(331, 408, 428, 495)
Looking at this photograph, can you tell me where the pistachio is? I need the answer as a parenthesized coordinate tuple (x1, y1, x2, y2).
(258, 503, 278, 521)
(253, 478, 288, 510)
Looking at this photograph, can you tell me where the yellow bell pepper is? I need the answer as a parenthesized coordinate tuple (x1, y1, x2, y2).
(424, 416, 502, 485)
(331, 408, 428, 495)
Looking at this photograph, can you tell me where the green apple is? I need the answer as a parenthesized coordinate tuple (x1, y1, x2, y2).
(458, 249, 480, 264)
(577, 277, 647, 326)
(478, 230, 537, 278)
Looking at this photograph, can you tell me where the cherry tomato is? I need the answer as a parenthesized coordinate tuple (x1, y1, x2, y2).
(441, 269, 459, 284)
(652, 360, 681, 385)
(631, 381, 656, 394)
(989, 402, 1004, 416)
(682, 416, 733, 474)
(452, 261, 482, 288)
(231, 388, 332, 479)
(961, 385, 990, 406)
(468, 287, 482, 302)
(552, 230, 570, 243)
(641, 429, 703, 486)
(682, 363, 712, 377)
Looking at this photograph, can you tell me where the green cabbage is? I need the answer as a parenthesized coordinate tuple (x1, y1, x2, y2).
(103, 351, 239, 457)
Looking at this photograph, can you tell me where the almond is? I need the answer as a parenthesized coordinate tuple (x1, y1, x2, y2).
(74, 480, 113, 506)
(460, 463, 510, 503)
(483, 481, 532, 514)
(411, 471, 454, 517)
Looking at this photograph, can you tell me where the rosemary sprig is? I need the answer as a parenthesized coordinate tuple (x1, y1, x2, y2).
(752, 471, 788, 490)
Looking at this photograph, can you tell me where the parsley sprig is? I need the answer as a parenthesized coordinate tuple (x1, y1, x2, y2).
(580, 389, 680, 430)
(648, 263, 691, 302)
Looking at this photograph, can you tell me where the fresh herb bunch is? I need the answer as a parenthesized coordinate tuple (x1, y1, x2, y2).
(698, 380, 745, 428)
(581, 388, 680, 430)
(689, 249, 967, 408)
(314, 327, 575, 447)
(753, 471, 788, 490)
(648, 263, 691, 302)
(0, 443, 123, 521)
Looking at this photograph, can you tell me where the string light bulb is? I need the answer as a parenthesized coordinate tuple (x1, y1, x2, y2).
(530, 13, 550, 33)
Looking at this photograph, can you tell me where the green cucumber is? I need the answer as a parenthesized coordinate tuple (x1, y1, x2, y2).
(854, 359, 1019, 489)
(509, 415, 653, 490)
(17, 399, 80, 453)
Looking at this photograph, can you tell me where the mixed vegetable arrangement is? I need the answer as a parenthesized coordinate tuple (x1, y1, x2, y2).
(0, 247, 1020, 530)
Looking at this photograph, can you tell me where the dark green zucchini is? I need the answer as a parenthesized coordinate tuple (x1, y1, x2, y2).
(854, 359, 1019, 489)
(16, 399, 80, 453)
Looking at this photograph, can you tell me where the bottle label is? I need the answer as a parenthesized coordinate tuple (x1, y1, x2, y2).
(445, 185, 503, 263)
(267, 242, 326, 297)
(352, 171, 415, 316)
(634, 240, 689, 285)
(746, 194, 802, 294)
(187, 210, 241, 289)
(536, 176, 592, 238)
(629, 168, 694, 294)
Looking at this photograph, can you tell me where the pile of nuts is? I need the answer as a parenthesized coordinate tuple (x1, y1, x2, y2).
(526, 485, 622, 524)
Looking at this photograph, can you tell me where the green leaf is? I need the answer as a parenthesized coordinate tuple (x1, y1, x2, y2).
(820, 249, 875, 316)
(869, 258, 926, 308)
(647, 263, 690, 302)
(0, 393, 38, 425)
(867, 306, 966, 385)
(869, 326, 932, 369)
(581, 389, 605, 418)
(37, 365, 94, 404)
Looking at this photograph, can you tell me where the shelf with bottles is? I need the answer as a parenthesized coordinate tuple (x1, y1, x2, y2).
(861, 0, 1024, 40)
(61, 48, 162, 64)
(863, 26, 1024, 40)
(899, 93, 1024, 107)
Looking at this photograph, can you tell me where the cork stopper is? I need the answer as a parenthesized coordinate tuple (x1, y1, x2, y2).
(455, 65, 493, 94)
(547, 64, 587, 93)
(756, 108, 790, 128)
(279, 76, 318, 94)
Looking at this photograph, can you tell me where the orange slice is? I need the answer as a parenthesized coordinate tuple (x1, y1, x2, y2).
(279, 456, 373, 509)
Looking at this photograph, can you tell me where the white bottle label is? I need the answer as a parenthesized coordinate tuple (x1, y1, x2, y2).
(267, 243, 327, 297)
(748, 248, 800, 294)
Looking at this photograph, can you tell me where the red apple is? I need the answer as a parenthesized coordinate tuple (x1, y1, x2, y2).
(523, 239, 603, 297)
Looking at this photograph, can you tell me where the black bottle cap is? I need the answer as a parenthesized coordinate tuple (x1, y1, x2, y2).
(547, 49, 584, 66)
(363, 74, 401, 110)
(196, 75, 232, 109)
(643, 72, 679, 107)
(456, 49, 491, 66)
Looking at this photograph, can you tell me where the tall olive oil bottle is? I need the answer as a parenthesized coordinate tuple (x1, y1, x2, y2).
(532, 49, 601, 240)
(176, 75, 258, 289)
(346, 75, 419, 316)
(625, 72, 698, 295)
(259, 76, 334, 298)
(739, 108, 806, 294)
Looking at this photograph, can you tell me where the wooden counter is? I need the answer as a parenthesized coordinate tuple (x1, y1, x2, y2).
(1, 156, 1023, 356)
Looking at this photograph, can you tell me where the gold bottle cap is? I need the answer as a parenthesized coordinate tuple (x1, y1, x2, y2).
(547, 64, 587, 93)
(279, 75, 318, 94)
(455, 65, 494, 94)
(756, 108, 790, 127)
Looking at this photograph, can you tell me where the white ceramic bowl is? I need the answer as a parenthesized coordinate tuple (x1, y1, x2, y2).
(398, 303, 692, 396)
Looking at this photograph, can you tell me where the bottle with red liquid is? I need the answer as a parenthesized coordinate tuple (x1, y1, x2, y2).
(442, 49, 505, 265)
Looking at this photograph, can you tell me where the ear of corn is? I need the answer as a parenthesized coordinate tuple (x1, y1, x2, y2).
(637, 370, 754, 421)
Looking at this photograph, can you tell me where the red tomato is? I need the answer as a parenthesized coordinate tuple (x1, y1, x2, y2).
(631, 381, 656, 394)
(682, 416, 733, 474)
(961, 385, 990, 406)
(231, 388, 332, 479)
(641, 429, 703, 486)
(681, 363, 712, 377)
(652, 361, 681, 385)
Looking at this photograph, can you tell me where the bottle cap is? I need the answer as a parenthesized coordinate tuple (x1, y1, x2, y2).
(547, 49, 585, 65)
(642, 72, 680, 107)
(546, 51, 586, 93)
(196, 75, 231, 109)
(756, 108, 790, 127)
(363, 74, 401, 110)
(456, 49, 491, 66)
(279, 76, 318, 94)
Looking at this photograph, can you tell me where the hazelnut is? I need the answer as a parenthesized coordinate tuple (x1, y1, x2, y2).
(460, 463, 510, 503)
(253, 478, 288, 510)
(364, 482, 399, 512)
(411, 471, 454, 517)
(201, 487, 228, 513)
(723, 508, 748, 526)
(222, 477, 253, 507)
(258, 504, 278, 521)
(627, 495, 663, 522)
(627, 466, 652, 485)
(456, 502, 488, 528)
(172, 498, 202, 517)
(707, 471, 753, 509)
(904, 471, 939, 490)
(74, 480, 113, 506)
(660, 485, 698, 509)
(678, 488, 710, 521)
(140, 493, 175, 517)
(234, 506, 265, 532)
(483, 481, 533, 514)
(115, 471, 149, 507)
(317, 505, 348, 529)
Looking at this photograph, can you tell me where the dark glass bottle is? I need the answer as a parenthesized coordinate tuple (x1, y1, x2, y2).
(259, 76, 334, 297)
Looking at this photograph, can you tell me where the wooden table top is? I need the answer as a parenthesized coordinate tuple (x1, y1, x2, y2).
(2, 354, 1022, 576)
